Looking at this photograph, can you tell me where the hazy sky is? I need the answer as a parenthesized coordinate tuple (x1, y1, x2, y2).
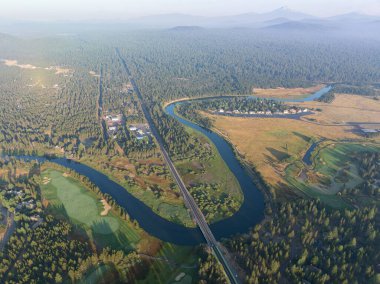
(1, 0, 380, 21)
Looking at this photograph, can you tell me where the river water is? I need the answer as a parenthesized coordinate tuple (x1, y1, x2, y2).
(14, 86, 331, 245)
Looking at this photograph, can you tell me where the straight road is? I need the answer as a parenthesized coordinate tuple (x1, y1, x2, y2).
(115, 48, 240, 284)
(0, 211, 15, 252)
(97, 66, 108, 142)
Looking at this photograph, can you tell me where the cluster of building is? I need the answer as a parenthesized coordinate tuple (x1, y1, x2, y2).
(103, 111, 153, 142)
(215, 107, 309, 116)
(16, 199, 36, 211)
(126, 83, 133, 95)
(283, 108, 309, 114)
(129, 123, 152, 141)
(2, 187, 42, 224)
(359, 127, 380, 137)
(105, 114, 123, 134)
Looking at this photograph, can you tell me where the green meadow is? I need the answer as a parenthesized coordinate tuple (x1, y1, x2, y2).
(286, 142, 380, 208)
(138, 243, 198, 284)
(40, 169, 141, 251)
(79, 265, 114, 284)
(174, 124, 243, 223)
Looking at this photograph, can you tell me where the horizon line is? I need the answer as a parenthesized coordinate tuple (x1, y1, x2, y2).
(1, 7, 379, 24)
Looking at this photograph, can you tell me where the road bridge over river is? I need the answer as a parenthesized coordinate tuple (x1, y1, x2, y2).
(115, 48, 240, 284)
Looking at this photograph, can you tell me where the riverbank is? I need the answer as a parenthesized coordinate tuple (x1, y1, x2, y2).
(170, 106, 244, 223)
(6, 85, 341, 245)
(165, 103, 265, 240)
(40, 168, 142, 252)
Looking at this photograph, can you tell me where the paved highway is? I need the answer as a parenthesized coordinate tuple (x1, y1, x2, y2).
(97, 66, 109, 142)
(115, 48, 240, 284)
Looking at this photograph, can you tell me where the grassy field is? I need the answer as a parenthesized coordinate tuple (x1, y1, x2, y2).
(287, 142, 380, 208)
(295, 94, 380, 125)
(40, 169, 142, 251)
(205, 95, 380, 207)
(80, 265, 118, 284)
(41, 169, 201, 283)
(284, 161, 350, 208)
(253, 84, 325, 99)
(174, 119, 243, 223)
(207, 113, 359, 191)
(81, 155, 195, 228)
(138, 243, 198, 284)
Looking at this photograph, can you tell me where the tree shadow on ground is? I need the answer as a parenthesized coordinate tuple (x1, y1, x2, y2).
(293, 131, 311, 143)
(48, 203, 90, 241)
(91, 218, 133, 252)
(266, 147, 291, 162)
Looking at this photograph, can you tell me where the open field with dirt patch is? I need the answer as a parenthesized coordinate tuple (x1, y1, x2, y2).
(295, 94, 380, 124)
(40, 169, 142, 251)
(2, 59, 38, 69)
(2, 59, 73, 75)
(253, 84, 325, 99)
(206, 104, 380, 207)
(207, 113, 361, 189)
(285, 143, 380, 208)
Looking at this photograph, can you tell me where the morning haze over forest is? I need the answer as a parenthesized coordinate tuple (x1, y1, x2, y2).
(0, 0, 379, 283)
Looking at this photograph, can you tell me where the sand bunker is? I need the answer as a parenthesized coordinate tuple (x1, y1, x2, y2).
(175, 272, 186, 281)
(100, 199, 112, 216)
(42, 177, 51, 185)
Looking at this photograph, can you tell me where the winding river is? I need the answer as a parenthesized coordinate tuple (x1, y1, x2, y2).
(302, 139, 326, 166)
(14, 86, 331, 246)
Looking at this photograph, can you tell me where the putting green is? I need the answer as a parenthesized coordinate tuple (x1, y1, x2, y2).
(44, 170, 119, 234)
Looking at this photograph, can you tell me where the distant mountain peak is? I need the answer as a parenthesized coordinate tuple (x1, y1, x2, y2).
(275, 6, 291, 11)
(328, 12, 380, 22)
(263, 6, 313, 20)
(264, 20, 329, 31)
(169, 26, 204, 32)
(124, 9, 379, 30)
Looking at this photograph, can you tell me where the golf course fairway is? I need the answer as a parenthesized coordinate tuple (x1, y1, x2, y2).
(40, 169, 141, 251)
